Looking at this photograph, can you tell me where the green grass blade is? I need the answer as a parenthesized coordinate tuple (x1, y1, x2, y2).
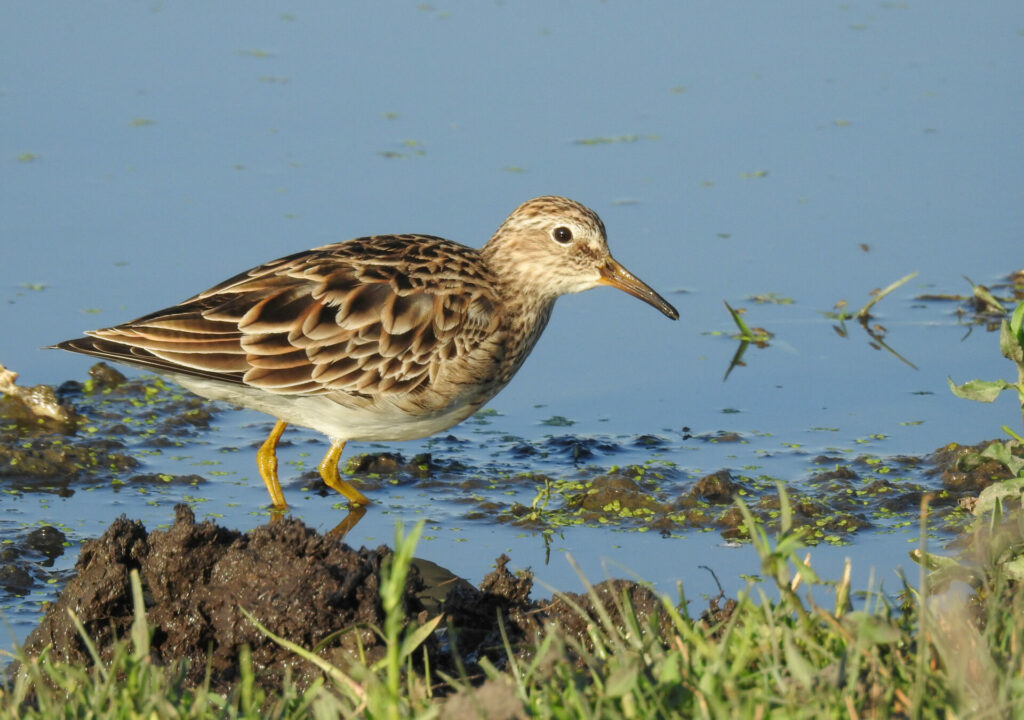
(856, 271, 918, 319)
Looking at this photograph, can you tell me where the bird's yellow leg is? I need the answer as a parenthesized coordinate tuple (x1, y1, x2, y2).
(256, 420, 288, 510)
(318, 439, 370, 506)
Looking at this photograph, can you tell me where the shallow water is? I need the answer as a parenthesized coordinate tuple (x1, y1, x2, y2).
(2, 1, 1023, 647)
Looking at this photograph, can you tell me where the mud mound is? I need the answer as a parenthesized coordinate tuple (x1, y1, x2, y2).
(23, 505, 410, 691)
(21, 506, 672, 694)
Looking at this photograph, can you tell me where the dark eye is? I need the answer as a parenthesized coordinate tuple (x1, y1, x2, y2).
(552, 226, 573, 244)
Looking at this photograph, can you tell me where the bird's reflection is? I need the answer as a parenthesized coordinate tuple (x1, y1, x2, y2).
(266, 504, 367, 541)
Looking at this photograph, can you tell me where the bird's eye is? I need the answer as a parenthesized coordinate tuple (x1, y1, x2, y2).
(552, 226, 573, 244)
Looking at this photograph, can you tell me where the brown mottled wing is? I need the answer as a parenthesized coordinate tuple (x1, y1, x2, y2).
(57, 235, 502, 398)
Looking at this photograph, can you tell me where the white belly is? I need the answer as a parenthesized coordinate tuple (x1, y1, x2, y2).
(170, 373, 485, 442)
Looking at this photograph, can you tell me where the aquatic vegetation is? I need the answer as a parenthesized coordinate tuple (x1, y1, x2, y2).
(722, 301, 772, 346)
(912, 300, 1024, 610)
(944, 300, 1024, 545)
(949, 300, 1024, 435)
(573, 134, 660, 145)
(827, 271, 919, 323)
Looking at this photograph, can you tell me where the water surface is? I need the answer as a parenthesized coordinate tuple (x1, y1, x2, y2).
(2, 1, 1022, 646)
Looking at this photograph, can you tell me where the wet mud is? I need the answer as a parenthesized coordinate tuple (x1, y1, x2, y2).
(19, 504, 668, 694)
(499, 444, 998, 544)
(0, 362, 209, 494)
(0, 525, 69, 595)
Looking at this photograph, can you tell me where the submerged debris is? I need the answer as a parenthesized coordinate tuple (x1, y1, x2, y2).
(0, 523, 69, 595)
(0, 361, 77, 429)
(0, 363, 219, 497)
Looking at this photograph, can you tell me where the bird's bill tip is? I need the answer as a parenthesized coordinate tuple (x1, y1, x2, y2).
(598, 259, 679, 320)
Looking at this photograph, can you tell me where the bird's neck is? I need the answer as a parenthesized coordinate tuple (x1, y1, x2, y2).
(480, 233, 561, 379)
(481, 233, 561, 303)
(489, 278, 557, 386)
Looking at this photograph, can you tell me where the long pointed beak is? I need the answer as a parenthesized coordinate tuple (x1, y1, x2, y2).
(598, 258, 679, 320)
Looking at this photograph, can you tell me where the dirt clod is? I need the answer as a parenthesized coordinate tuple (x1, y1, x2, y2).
(927, 441, 1016, 491)
(24, 526, 67, 560)
(541, 579, 672, 652)
(0, 565, 34, 593)
(692, 469, 739, 502)
(20, 508, 676, 697)
(441, 677, 528, 720)
(22, 505, 401, 692)
(87, 362, 127, 389)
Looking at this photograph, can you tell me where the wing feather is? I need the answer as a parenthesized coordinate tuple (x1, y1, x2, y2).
(57, 235, 503, 406)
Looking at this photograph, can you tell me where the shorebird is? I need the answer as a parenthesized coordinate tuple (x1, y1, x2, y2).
(56, 196, 678, 509)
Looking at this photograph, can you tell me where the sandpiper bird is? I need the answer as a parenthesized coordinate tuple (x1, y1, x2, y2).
(55, 196, 678, 509)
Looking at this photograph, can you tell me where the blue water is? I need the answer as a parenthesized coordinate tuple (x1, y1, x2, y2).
(2, 1, 1022, 646)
